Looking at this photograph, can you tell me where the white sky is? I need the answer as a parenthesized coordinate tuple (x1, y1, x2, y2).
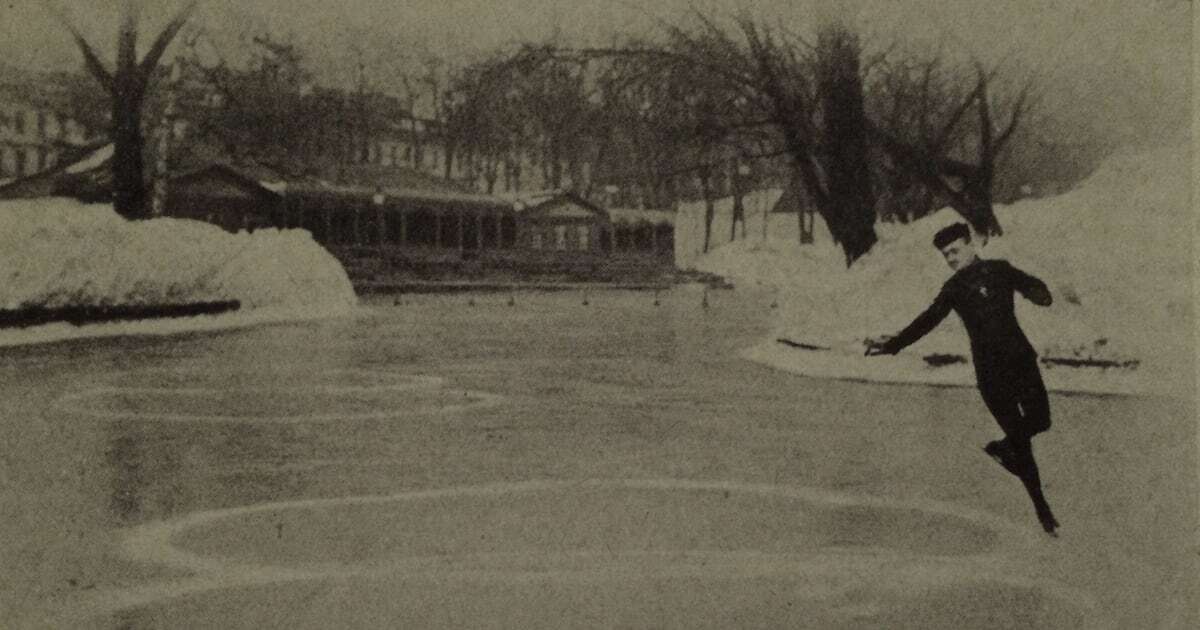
(0, 0, 1191, 146)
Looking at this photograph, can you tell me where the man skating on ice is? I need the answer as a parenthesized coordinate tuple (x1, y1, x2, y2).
(865, 222, 1060, 535)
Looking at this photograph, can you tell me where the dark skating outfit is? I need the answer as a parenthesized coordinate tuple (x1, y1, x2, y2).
(878, 258, 1059, 533)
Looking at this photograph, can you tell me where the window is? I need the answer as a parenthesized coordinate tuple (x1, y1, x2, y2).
(23, 147, 38, 175)
(554, 225, 567, 250)
(0, 145, 16, 177)
(577, 225, 589, 251)
(48, 112, 60, 139)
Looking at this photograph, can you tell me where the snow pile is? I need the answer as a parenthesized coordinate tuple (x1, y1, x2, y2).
(693, 145, 1194, 396)
(0, 198, 358, 344)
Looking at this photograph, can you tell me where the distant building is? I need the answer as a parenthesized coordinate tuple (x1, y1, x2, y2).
(165, 164, 284, 232)
(0, 79, 99, 185)
(155, 164, 675, 277)
(363, 117, 586, 199)
(607, 207, 676, 260)
(0, 142, 112, 201)
(514, 192, 609, 257)
(510, 191, 673, 262)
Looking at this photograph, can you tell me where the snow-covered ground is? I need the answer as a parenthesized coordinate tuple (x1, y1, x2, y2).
(680, 145, 1195, 397)
(0, 198, 358, 347)
(674, 188, 837, 272)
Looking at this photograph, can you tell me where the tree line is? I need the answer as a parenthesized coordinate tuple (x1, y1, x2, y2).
(47, 2, 1107, 265)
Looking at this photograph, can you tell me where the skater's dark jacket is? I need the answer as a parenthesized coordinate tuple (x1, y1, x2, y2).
(880, 258, 1058, 533)
(879, 259, 1052, 370)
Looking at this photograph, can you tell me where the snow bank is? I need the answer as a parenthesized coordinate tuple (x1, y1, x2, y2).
(0, 198, 358, 345)
(694, 145, 1195, 397)
(674, 189, 838, 272)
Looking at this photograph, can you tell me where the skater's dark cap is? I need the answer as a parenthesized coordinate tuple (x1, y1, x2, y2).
(934, 223, 971, 249)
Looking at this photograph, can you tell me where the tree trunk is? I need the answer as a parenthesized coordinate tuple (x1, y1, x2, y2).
(816, 25, 877, 266)
(730, 186, 745, 241)
(110, 49, 147, 220)
(955, 177, 1003, 237)
(700, 169, 715, 254)
(111, 104, 147, 219)
(798, 197, 813, 244)
(56, 0, 197, 220)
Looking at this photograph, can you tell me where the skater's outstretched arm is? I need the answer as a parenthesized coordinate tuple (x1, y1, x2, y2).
(866, 289, 952, 355)
(1004, 261, 1053, 306)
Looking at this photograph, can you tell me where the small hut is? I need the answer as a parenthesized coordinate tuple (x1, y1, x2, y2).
(514, 192, 610, 256)
(165, 164, 283, 232)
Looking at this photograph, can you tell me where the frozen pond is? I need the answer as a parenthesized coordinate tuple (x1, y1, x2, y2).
(0, 288, 1194, 628)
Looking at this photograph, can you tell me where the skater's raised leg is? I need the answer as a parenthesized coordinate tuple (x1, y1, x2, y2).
(983, 438, 1020, 476)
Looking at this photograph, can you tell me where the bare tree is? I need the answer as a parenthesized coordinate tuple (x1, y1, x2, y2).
(179, 29, 323, 173)
(814, 24, 876, 257)
(865, 47, 954, 223)
(442, 56, 523, 194)
(517, 54, 594, 191)
(443, 46, 604, 195)
(866, 50, 1035, 236)
(587, 43, 749, 251)
(46, 0, 200, 219)
(635, 13, 879, 264)
(525, 10, 1040, 258)
(532, 13, 876, 263)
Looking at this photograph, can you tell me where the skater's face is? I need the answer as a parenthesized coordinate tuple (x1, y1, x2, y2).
(939, 238, 977, 271)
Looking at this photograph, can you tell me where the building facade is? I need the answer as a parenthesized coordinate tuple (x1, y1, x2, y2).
(0, 88, 96, 184)
(158, 163, 675, 278)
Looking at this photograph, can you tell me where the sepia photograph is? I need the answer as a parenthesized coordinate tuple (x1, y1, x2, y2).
(0, 0, 1193, 627)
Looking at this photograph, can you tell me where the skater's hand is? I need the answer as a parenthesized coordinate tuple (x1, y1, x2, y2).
(863, 335, 894, 356)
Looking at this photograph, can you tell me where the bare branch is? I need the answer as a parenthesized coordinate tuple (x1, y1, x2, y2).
(866, 120, 977, 180)
(991, 80, 1033, 157)
(569, 45, 764, 113)
(42, 1, 115, 93)
(975, 64, 993, 167)
(774, 17, 817, 54)
(138, 0, 201, 85)
(118, 0, 139, 75)
(917, 58, 935, 139)
(861, 41, 898, 77)
(935, 74, 986, 152)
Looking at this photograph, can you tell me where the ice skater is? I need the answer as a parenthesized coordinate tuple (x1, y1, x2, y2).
(864, 222, 1060, 535)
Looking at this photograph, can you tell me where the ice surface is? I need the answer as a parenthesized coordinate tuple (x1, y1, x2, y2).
(0, 198, 358, 345)
(682, 145, 1195, 396)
